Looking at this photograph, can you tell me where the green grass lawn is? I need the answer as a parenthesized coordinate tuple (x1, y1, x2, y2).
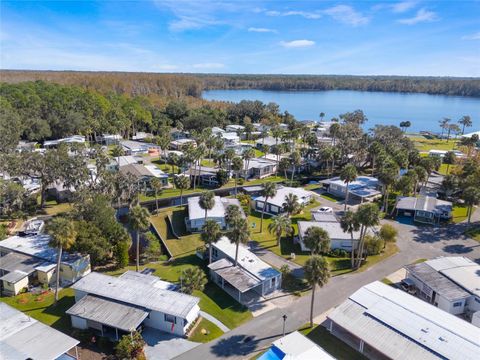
(150, 206, 204, 258)
(0, 288, 75, 333)
(36, 198, 73, 216)
(465, 227, 480, 242)
(451, 205, 470, 223)
(189, 318, 223, 343)
(410, 136, 458, 152)
(300, 324, 368, 360)
(319, 193, 341, 203)
(437, 163, 458, 175)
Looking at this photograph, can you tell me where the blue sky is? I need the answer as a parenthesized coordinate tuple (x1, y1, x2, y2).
(1, 1, 479, 76)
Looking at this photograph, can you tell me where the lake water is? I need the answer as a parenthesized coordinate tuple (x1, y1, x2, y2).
(203, 89, 480, 133)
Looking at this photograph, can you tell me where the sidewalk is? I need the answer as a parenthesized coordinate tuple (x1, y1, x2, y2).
(249, 241, 304, 278)
(199, 311, 230, 332)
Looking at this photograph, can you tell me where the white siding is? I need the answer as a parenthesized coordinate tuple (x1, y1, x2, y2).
(71, 316, 88, 330)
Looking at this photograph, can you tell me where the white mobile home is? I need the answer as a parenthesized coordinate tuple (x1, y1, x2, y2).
(186, 196, 244, 232)
(68, 271, 200, 339)
(253, 186, 312, 215)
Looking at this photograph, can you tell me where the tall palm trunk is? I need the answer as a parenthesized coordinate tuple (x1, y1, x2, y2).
(350, 232, 355, 268)
(136, 231, 140, 272)
(234, 242, 239, 266)
(54, 246, 62, 304)
(467, 206, 473, 224)
(180, 190, 184, 207)
(344, 182, 350, 211)
(235, 172, 238, 196)
(290, 166, 295, 186)
(310, 284, 316, 328)
(260, 196, 269, 233)
(155, 190, 159, 215)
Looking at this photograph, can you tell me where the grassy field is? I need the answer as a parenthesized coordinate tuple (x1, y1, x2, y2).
(189, 318, 223, 343)
(451, 205, 470, 223)
(300, 324, 368, 360)
(437, 163, 458, 175)
(38, 199, 73, 216)
(150, 206, 204, 258)
(0, 288, 75, 333)
(410, 136, 458, 152)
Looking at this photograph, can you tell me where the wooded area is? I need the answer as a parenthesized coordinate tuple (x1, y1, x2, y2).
(1, 70, 479, 97)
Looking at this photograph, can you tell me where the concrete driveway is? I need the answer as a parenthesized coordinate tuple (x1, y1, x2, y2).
(143, 328, 200, 360)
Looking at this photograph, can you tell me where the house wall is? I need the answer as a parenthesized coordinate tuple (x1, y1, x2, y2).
(71, 315, 88, 330)
(466, 295, 480, 313)
(436, 295, 466, 315)
(37, 269, 55, 284)
(59, 257, 91, 284)
(188, 217, 226, 232)
(331, 239, 359, 251)
(328, 183, 347, 198)
(1, 276, 29, 296)
(143, 309, 189, 336)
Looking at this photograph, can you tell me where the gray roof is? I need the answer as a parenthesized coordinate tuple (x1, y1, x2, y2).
(72, 272, 199, 318)
(247, 157, 277, 170)
(298, 220, 361, 241)
(120, 163, 153, 178)
(254, 186, 312, 208)
(0, 252, 45, 274)
(0, 302, 79, 360)
(0, 270, 29, 283)
(396, 196, 452, 213)
(208, 258, 261, 292)
(67, 295, 149, 332)
(328, 281, 480, 360)
(405, 262, 470, 301)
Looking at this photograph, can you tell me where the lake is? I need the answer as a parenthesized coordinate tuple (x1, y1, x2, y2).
(203, 89, 480, 133)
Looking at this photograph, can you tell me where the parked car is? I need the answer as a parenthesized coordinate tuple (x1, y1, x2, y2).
(400, 278, 416, 295)
(318, 207, 333, 213)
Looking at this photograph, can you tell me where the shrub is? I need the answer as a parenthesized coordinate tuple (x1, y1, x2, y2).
(365, 235, 383, 255)
(115, 331, 145, 360)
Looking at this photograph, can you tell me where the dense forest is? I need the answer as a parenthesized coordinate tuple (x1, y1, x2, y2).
(1, 70, 479, 97)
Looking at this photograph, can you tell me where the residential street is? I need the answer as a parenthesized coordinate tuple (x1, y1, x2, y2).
(175, 205, 480, 360)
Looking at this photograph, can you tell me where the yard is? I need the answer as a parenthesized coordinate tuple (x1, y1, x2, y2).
(451, 205, 470, 223)
(248, 201, 397, 275)
(409, 136, 458, 152)
(189, 318, 223, 343)
(0, 288, 75, 333)
(300, 324, 368, 360)
(465, 227, 480, 242)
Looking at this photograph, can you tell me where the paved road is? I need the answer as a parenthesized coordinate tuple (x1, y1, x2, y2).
(176, 206, 480, 360)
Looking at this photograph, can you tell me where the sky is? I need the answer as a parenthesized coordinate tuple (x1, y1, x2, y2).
(1, 1, 479, 76)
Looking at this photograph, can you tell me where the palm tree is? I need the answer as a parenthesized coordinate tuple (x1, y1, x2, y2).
(199, 191, 215, 223)
(228, 217, 250, 266)
(340, 210, 360, 268)
(283, 193, 300, 217)
(201, 220, 222, 264)
(446, 124, 460, 142)
(174, 175, 190, 207)
(355, 203, 380, 268)
(129, 205, 151, 272)
(368, 141, 383, 176)
(413, 166, 428, 194)
(225, 204, 242, 228)
(458, 115, 472, 135)
(303, 226, 330, 255)
(378, 160, 399, 213)
(47, 217, 77, 303)
(268, 214, 291, 247)
(180, 267, 207, 294)
(439, 118, 450, 138)
(289, 151, 301, 186)
(463, 186, 480, 225)
(242, 148, 255, 180)
(168, 152, 180, 175)
(155, 135, 171, 166)
(340, 164, 357, 211)
(329, 123, 340, 146)
(260, 182, 277, 233)
(304, 255, 330, 328)
(111, 145, 125, 168)
(279, 158, 290, 181)
(443, 151, 456, 175)
(150, 178, 163, 215)
(231, 156, 243, 196)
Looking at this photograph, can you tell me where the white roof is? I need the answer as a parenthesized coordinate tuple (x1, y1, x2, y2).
(44, 135, 85, 147)
(226, 125, 244, 130)
(171, 138, 196, 145)
(187, 196, 242, 221)
(425, 257, 480, 297)
(272, 331, 335, 359)
(221, 132, 240, 141)
(461, 130, 480, 138)
(213, 237, 280, 281)
(212, 127, 225, 134)
(0, 303, 79, 360)
(72, 272, 199, 318)
(255, 186, 312, 208)
(120, 140, 151, 151)
(324, 176, 379, 190)
(328, 281, 480, 360)
(0, 235, 84, 265)
(115, 155, 140, 167)
(246, 157, 277, 170)
(144, 164, 168, 178)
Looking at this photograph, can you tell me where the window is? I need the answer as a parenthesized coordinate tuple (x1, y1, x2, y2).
(164, 314, 176, 323)
(453, 301, 463, 308)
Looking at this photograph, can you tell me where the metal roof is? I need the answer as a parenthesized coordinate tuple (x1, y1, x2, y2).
(0, 235, 85, 265)
(271, 331, 335, 359)
(0, 252, 45, 274)
(208, 258, 261, 292)
(246, 158, 277, 170)
(396, 196, 452, 213)
(254, 186, 312, 208)
(425, 257, 480, 297)
(405, 262, 470, 301)
(328, 281, 480, 360)
(0, 302, 79, 360)
(187, 196, 243, 221)
(67, 295, 149, 332)
(213, 237, 280, 281)
(0, 270, 29, 283)
(72, 272, 199, 318)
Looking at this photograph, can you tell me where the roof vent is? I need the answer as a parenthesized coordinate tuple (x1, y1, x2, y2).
(439, 337, 447, 342)
(421, 328, 429, 333)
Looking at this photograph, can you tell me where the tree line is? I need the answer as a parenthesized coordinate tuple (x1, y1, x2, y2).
(1, 70, 479, 97)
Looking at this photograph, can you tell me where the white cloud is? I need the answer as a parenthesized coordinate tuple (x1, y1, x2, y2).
(266, 10, 321, 19)
(192, 62, 225, 69)
(280, 39, 315, 48)
(391, 1, 417, 13)
(152, 64, 179, 71)
(248, 27, 277, 33)
(462, 32, 480, 40)
(323, 5, 369, 26)
(398, 8, 438, 25)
